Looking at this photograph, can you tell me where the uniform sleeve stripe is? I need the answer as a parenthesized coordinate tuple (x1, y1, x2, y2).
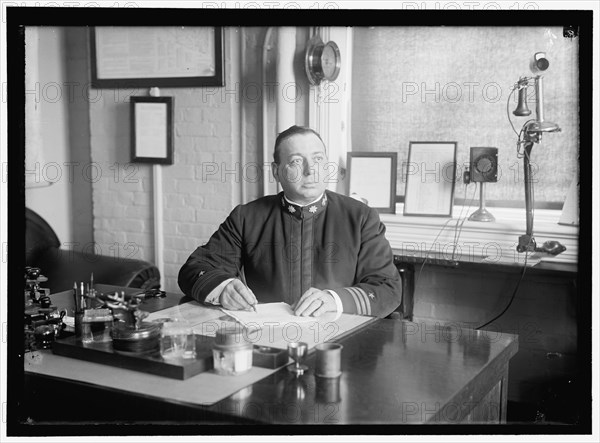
(355, 287, 372, 316)
(347, 287, 366, 315)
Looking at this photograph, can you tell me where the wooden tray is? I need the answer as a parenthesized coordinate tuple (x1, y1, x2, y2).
(52, 334, 214, 380)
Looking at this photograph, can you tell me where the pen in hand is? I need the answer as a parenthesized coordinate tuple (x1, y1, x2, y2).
(237, 264, 258, 312)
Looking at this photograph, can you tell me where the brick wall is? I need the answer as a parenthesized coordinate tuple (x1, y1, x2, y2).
(89, 28, 269, 293)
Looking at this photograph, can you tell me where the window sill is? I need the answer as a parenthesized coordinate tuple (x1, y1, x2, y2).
(380, 204, 579, 266)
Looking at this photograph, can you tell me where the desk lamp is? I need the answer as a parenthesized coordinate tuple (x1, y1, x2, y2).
(511, 52, 566, 256)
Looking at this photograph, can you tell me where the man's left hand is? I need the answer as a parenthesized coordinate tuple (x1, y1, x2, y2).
(293, 287, 336, 317)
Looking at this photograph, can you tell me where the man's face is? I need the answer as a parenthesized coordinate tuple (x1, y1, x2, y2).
(272, 132, 328, 205)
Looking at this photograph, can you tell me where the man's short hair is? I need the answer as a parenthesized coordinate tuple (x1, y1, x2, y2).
(273, 125, 325, 164)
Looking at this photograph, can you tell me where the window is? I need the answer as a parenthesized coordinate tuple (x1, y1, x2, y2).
(351, 26, 579, 209)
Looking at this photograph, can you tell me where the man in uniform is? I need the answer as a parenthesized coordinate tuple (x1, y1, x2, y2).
(178, 125, 402, 318)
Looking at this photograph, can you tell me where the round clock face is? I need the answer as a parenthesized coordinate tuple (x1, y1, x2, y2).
(305, 37, 341, 85)
(321, 42, 340, 81)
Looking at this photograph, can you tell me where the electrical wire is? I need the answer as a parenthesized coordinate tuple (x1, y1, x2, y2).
(451, 182, 479, 262)
(415, 182, 476, 287)
(477, 114, 536, 330)
(476, 246, 530, 330)
(415, 218, 456, 287)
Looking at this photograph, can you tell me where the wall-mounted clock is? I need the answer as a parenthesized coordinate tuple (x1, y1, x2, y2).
(304, 35, 341, 86)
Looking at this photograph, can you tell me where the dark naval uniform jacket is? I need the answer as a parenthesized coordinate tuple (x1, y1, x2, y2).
(178, 190, 402, 318)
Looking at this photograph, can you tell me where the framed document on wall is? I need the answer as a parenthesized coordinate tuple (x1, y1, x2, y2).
(130, 97, 173, 165)
(347, 152, 397, 214)
(404, 142, 457, 217)
(91, 26, 224, 88)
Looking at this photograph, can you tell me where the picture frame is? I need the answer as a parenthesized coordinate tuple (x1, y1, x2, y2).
(90, 26, 224, 88)
(403, 141, 457, 217)
(347, 152, 397, 214)
(130, 96, 173, 165)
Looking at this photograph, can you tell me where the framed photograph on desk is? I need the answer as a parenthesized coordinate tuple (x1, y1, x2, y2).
(130, 96, 173, 165)
(404, 141, 457, 217)
(347, 152, 397, 213)
(90, 26, 224, 88)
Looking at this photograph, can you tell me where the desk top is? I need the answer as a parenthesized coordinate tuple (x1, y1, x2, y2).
(23, 285, 519, 425)
(208, 319, 518, 424)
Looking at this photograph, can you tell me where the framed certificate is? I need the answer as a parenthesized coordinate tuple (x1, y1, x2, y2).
(403, 142, 457, 217)
(347, 152, 397, 214)
(91, 26, 224, 88)
(130, 97, 173, 165)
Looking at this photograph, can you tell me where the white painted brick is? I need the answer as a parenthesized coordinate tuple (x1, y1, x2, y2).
(133, 192, 150, 205)
(173, 92, 208, 108)
(176, 122, 213, 137)
(175, 179, 203, 195)
(184, 194, 204, 208)
(162, 178, 178, 193)
(189, 151, 214, 165)
(176, 223, 209, 238)
(163, 249, 178, 264)
(183, 108, 203, 122)
(176, 137, 195, 152)
(164, 263, 183, 276)
(195, 163, 221, 182)
(163, 221, 178, 235)
(164, 207, 195, 222)
(203, 107, 234, 123)
(165, 164, 195, 180)
(195, 209, 228, 225)
(203, 194, 231, 211)
(164, 193, 186, 208)
(116, 191, 135, 205)
(118, 219, 145, 233)
(96, 205, 126, 218)
(108, 177, 143, 193)
(164, 236, 188, 250)
(212, 122, 232, 137)
(195, 136, 231, 152)
(185, 237, 204, 251)
(177, 250, 195, 265)
(124, 205, 149, 219)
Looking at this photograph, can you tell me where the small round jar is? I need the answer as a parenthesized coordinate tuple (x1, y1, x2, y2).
(212, 328, 253, 376)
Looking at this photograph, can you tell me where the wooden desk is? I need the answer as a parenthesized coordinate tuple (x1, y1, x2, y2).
(20, 285, 518, 427)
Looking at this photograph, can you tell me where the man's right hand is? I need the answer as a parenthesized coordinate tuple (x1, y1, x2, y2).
(220, 279, 258, 311)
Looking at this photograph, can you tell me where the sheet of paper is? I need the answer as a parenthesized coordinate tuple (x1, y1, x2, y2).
(221, 302, 373, 351)
(221, 302, 317, 328)
(135, 102, 167, 158)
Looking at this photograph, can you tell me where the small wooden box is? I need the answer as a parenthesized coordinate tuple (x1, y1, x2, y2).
(252, 345, 289, 369)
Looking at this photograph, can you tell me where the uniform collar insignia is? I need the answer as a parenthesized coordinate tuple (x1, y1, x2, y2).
(281, 192, 327, 219)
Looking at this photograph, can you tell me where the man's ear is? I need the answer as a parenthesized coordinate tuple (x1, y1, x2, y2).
(271, 162, 280, 182)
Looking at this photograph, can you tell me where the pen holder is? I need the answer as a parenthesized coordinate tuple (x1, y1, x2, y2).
(74, 310, 84, 338)
(315, 342, 343, 378)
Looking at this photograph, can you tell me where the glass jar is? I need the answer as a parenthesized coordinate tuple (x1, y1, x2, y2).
(159, 319, 196, 360)
(81, 308, 113, 344)
(212, 328, 253, 376)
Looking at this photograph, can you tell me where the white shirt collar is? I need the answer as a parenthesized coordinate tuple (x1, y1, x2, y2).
(284, 193, 324, 208)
